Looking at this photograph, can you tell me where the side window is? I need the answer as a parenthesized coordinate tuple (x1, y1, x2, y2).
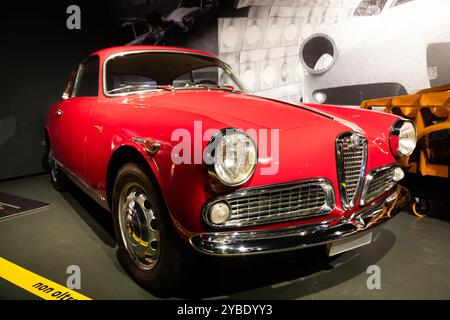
(62, 70, 77, 99)
(73, 56, 100, 97)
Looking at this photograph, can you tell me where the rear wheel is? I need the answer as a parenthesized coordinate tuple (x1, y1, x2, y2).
(111, 163, 192, 293)
(411, 198, 431, 218)
(48, 146, 68, 191)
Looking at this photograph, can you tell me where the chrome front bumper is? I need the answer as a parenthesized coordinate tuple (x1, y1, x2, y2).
(190, 186, 408, 256)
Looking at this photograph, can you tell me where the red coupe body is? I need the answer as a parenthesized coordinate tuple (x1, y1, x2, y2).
(46, 46, 408, 258)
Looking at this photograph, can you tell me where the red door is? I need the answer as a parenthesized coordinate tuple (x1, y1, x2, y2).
(51, 97, 95, 180)
(51, 55, 100, 181)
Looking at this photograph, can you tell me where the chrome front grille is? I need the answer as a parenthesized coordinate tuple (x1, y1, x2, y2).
(336, 132, 368, 209)
(361, 164, 398, 206)
(204, 179, 335, 228)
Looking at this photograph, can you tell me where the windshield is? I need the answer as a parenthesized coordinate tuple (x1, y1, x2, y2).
(104, 51, 247, 96)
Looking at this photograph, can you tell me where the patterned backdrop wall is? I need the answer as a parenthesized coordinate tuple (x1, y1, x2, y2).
(219, 0, 361, 103)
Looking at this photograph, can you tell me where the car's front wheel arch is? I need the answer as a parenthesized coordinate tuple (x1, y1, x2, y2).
(106, 145, 166, 213)
(110, 159, 195, 293)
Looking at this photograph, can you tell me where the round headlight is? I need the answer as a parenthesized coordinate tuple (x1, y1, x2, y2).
(205, 129, 258, 187)
(390, 120, 417, 157)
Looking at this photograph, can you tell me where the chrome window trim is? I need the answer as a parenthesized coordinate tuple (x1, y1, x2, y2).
(335, 132, 368, 210)
(102, 49, 248, 98)
(360, 162, 399, 206)
(62, 69, 78, 100)
(71, 63, 83, 98)
(202, 178, 335, 229)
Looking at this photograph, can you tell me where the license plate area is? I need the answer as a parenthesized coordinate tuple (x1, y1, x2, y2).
(328, 232, 372, 256)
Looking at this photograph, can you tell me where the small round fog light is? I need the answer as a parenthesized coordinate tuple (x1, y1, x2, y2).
(393, 167, 405, 182)
(209, 202, 231, 225)
(313, 91, 327, 104)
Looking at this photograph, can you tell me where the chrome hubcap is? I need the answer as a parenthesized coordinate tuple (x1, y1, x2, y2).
(118, 183, 160, 270)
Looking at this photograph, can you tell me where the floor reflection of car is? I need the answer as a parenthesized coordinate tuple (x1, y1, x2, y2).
(111, 18, 166, 46)
(300, 0, 450, 106)
(162, 0, 217, 32)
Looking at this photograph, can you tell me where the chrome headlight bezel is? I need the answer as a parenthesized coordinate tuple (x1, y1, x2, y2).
(204, 128, 258, 187)
(390, 119, 417, 157)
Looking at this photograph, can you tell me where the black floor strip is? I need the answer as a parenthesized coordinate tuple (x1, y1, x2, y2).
(0, 192, 50, 220)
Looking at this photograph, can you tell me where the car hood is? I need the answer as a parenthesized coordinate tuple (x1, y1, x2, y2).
(107, 90, 396, 194)
(119, 90, 353, 131)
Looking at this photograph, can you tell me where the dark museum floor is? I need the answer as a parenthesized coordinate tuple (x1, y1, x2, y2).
(0, 175, 449, 300)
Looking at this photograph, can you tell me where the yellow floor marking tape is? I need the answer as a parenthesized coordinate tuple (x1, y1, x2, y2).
(0, 257, 91, 300)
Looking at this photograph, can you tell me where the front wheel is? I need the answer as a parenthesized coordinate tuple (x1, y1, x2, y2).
(111, 163, 192, 293)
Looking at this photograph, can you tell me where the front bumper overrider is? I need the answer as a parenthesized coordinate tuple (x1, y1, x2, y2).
(190, 186, 408, 256)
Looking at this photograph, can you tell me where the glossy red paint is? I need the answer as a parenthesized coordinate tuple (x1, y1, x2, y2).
(46, 46, 402, 243)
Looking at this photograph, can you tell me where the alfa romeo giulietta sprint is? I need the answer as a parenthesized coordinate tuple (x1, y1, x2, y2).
(46, 46, 416, 292)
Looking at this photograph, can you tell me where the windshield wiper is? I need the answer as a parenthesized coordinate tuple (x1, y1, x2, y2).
(177, 84, 241, 92)
(106, 84, 174, 95)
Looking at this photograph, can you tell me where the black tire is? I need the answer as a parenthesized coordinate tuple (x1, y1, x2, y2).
(48, 146, 68, 191)
(111, 163, 192, 293)
(411, 198, 431, 218)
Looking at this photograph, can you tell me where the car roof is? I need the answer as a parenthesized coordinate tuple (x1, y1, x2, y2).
(91, 46, 219, 61)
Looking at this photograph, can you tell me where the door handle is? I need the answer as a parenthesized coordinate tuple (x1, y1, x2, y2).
(55, 109, 64, 117)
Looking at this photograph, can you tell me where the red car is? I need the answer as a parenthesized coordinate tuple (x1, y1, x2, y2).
(45, 46, 416, 292)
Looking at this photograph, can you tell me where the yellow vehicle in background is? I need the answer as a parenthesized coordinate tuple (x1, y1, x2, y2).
(361, 84, 450, 217)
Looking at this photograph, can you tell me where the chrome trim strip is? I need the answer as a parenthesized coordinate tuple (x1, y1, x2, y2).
(335, 132, 367, 210)
(131, 137, 147, 144)
(202, 178, 335, 229)
(389, 119, 404, 157)
(131, 137, 161, 156)
(55, 160, 110, 211)
(359, 163, 399, 206)
(190, 186, 407, 256)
